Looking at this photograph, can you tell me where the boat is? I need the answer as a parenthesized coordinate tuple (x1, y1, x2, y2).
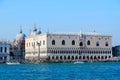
(74, 61, 84, 64)
(6, 62, 20, 65)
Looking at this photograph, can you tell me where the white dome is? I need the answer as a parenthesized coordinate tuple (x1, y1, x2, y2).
(16, 27, 26, 41)
(16, 33, 26, 41)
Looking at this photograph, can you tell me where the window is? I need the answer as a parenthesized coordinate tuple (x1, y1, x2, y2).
(62, 40, 65, 45)
(72, 40, 75, 45)
(105, 42, 109, 46)
(4, 47, 7, 53)
(52, 40, 55, 45)
(96, 41, 99, 46)
(79, 42, 83, 46)
(0, 47, 2, 52)
(87, 40, 90, 45)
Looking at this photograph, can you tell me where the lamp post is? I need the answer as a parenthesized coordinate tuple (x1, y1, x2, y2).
(37, 42, 41, 62)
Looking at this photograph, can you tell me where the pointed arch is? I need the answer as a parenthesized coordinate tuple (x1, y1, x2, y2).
(72, 40, 75, 45)
(105, 42, 109, 46)
(87, 40, 90, 45)
(62, 40, 65, 45)
(52, 40, 55, 45)
(79, 42, 83, 46)
(96, 41, 99, 46)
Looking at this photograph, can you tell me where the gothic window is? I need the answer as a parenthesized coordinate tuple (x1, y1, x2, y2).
(79, 42, 83, 46)
(87, 40, 90, 45)
(52, 40, 55, 45)
(96, 41, 99, 46)
(72, 40, 75, 45)
(105, 42, 109, 46)
(62, 40, 65, 45)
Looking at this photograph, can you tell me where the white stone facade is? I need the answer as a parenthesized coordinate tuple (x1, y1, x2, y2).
(0, 40, 10, 62)
(25, 31, 112, 62)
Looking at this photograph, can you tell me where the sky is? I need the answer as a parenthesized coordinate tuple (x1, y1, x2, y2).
(0, 0, 120, 46)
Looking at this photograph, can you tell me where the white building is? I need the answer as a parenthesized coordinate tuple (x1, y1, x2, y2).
(25, 27, 112, 62)
(0, 40, 10, 62)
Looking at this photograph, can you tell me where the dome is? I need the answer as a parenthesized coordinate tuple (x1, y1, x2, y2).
(15, 27, 26, 41)
(16, 33, 26, 41)
(37, 28, 42, 34)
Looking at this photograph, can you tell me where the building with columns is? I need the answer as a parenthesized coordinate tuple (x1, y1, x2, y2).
(0, 39, 10, 62)
(25, 27, 112, 62)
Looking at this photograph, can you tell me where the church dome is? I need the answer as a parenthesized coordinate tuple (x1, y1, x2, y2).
(16, 27, 26, 41)
(16, 33, 26, 41)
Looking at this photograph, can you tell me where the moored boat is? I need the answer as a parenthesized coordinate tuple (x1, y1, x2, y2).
(74, 61, 84, 64)
(6, 62, 20, 65)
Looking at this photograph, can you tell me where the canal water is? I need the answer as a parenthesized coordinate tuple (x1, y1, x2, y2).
(0, 62, 120, 80)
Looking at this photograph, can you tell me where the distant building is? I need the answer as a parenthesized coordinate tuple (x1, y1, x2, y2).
(112, 46, 120, 57)
(25, 27, 112, 62)
(10, 27, 26, 61)
(0, 39, 10, 62)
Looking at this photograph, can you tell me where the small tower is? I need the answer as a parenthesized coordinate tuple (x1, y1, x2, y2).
(93, 29, 96, 32)
(80, 30, 83, 38)
(38, 27, 42, 34)
(33, 24, 37, 32)
(20, 26, 22, 33)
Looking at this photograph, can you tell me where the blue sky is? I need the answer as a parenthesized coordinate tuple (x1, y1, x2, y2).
(0, 0, 120, 46)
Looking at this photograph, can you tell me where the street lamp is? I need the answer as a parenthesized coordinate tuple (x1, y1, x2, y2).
(37, 42, 41, 62)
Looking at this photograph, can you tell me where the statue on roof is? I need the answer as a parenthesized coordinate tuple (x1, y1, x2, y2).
(33, 24, 37, 32)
